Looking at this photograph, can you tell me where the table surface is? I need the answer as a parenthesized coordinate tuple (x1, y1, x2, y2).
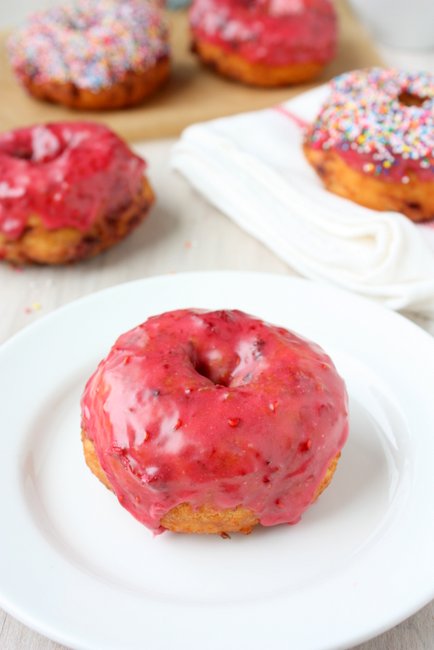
(1, 137, 434, 650)
(1, 5, 434, 646)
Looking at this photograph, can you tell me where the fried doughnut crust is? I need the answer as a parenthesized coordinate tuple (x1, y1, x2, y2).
(192, 38, 324, 87)
(304, 144, 434, 222)
(0, 177, 154, 265)
(81, 430, 340, 535)
(20, 58, 170, 110)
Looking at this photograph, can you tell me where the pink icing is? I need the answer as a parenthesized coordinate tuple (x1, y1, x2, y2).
(305, 68, 434, 183)
(81, 309, 349, 534)
(189, 0, 337, 66)
(0, 122, 145, 239)
(331, 149, 434, 183)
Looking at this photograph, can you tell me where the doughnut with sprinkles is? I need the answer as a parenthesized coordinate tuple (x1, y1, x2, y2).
(304, 68, 434, 222)
(8, 0, 170, 110)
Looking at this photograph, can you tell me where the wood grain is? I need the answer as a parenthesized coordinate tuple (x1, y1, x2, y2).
(0, 1, 382, 141)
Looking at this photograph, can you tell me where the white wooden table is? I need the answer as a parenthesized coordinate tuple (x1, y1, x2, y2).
(1, 0, 434, 639)
(1, 139, 433, 649)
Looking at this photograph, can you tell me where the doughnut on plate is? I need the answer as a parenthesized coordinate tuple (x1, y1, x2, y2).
(0, 272, 433, 650)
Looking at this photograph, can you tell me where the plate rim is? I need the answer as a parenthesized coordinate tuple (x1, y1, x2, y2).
(3, 269, 434, 353)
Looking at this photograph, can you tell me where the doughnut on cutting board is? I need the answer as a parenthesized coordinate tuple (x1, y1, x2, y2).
(0, 1, 381, 142)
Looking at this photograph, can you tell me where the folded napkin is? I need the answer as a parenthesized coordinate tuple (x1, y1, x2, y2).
(171, 86, 434, 315)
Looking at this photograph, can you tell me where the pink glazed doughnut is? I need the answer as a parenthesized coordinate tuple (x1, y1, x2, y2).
(0, 121, 154, 264)
(189, 0, 337, 86)
(303, 68, 434, 222)
(81, 309, 349, 535)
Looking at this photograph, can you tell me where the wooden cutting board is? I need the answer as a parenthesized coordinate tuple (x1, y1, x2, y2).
(0, 1, 381, 142)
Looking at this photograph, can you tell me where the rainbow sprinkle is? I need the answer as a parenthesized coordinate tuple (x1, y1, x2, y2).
(306, 68, 434, 178)
(8, 0, 169, 90)
(24, 302, 42, 314)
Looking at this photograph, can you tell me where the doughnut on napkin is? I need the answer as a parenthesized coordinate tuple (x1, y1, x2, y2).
(169, 86, 434, 315)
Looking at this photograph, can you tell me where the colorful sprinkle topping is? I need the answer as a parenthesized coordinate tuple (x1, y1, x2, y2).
(305, 68, 434, 179)
(8, 0, 169, 90)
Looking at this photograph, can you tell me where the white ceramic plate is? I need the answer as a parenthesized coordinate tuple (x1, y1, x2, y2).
(1, 272, 433, 650)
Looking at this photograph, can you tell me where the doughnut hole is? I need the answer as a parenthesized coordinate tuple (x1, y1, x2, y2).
(0, 126, 67, 163)
(1, 142, 33, 160)
(188, 327, 267, 388)
(190, 347, 239, 387)
(64, 12, 99, 31)
(188, 322, 243, 387)
(398, 92, 428, 107)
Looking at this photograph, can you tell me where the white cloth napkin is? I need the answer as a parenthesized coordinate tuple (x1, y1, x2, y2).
(171, 85, 434, 315)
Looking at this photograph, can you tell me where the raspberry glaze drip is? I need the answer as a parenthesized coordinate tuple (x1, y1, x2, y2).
(189, 0, 337, 66)
(81, 309, 349, 534)
(0, 122, 145, 239)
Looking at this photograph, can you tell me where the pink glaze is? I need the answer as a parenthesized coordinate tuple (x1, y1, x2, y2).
(189, 0, 337, 66)
(81, 309, 348, 534)
(0, 122, 145, 239)
(327, 149, 434, 184)
(305, 69, 434, 183)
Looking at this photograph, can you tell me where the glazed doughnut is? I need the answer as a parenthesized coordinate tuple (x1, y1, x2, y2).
(81, 309, 349, 535)
(0, 122, 153, 265)
(8, 0, 169, 110)
(189, 0, 337, 87)
(303, 68, 434, 222)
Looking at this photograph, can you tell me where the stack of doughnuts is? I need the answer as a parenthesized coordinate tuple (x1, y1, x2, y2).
(81, 309, 349, 535)
(304, 68, 434, 222)
(8, 0, 170, 110)
(189, 0, 337, 86)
